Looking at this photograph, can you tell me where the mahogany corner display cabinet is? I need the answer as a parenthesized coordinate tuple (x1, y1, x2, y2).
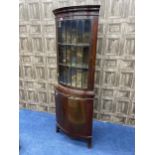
(53, 5, 100, 148)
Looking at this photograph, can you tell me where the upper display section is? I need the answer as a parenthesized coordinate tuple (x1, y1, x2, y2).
(53, 5, 100, 90)
(53, 5, 100, 17)
(57, 19, 91, 44)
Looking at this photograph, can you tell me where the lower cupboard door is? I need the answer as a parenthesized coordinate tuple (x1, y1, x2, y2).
(55, 91, 93, 136)
(66, 96, 93, 136)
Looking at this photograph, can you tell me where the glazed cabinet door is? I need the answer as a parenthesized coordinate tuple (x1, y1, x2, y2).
(56, 18, 92, 90)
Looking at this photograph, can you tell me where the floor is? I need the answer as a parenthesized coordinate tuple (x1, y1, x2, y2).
(19, 109, 135, 155)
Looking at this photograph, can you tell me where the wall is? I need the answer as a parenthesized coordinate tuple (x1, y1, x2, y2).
(19, 0, 135, 125)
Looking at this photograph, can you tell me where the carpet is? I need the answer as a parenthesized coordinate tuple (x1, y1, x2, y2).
(19, 109, 135, 155)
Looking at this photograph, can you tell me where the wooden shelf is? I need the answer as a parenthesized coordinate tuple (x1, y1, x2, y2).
(59, 63, 88, 69)
(58, 42, 90, 47)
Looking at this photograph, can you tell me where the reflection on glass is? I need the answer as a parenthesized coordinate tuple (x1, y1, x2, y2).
(71, 46, 76, 66)
(57, 19, 91, 89)
(76, 69, 82, 88)
(66, 20, 71, 43)
(59, 66, 66, 83)
(66, 46, 71, 65)
(58, 46, 62, 63)
(58, 21, 62, 42)
(71, 69, 76, 87)
(59, 66, 71, 85)
(64, 67, 68, 83)
(59, 66, 63, 82)
(82, 70, 88, 88)
(59, 46, 66, 64)
(67, 67, 72, 86)
(77, 20, 84, 43)
(62, 21, 66, 43)
(77, 47, 83, 67)
(58, 19, 91, 44)
(71, 20, 77, 44)
(59, 66, 88, 88)
(83, 19, 91, 43)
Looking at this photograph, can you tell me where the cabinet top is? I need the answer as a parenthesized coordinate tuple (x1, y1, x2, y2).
(53, 5, 100, 16)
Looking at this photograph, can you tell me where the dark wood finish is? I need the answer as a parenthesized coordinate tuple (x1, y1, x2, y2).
(88, 17, 99, 90)
(53, 5, 100, 148)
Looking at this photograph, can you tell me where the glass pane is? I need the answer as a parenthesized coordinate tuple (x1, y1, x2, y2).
(66, 20, 71, 43)
(71, 20, 77, 44)
(82, 70, 88, 88)
(58, 21, 62, 42)
(58, 46, 62, 63)
(66, 46, 71, 65)
(58, 19, 91, 44)
(57, 19, 91, 89)
(62, 21, 66, 43)
(83, 19, 91, 43)
(59, 45, 66, 64)
(64, 67, 68, 84)
(59, 66, 67, 83)
(76, 47, 83, 67)
(59, 66, 63, 82)
(83, 47, 89, 67)
(71, 46, 76, 67)
(71, 68, 76, 87)
(76, 47, 89, 68)
(76, 69, 82, 88)
(59, 66, 71, 85)
(77, 20, 84, 43)
(67, 67, 72, 86)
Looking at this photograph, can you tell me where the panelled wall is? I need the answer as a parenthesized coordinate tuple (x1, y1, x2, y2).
(19, 0, 135, 125)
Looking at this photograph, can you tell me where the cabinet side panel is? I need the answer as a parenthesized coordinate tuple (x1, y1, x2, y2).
(88, 17, 99, 90)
